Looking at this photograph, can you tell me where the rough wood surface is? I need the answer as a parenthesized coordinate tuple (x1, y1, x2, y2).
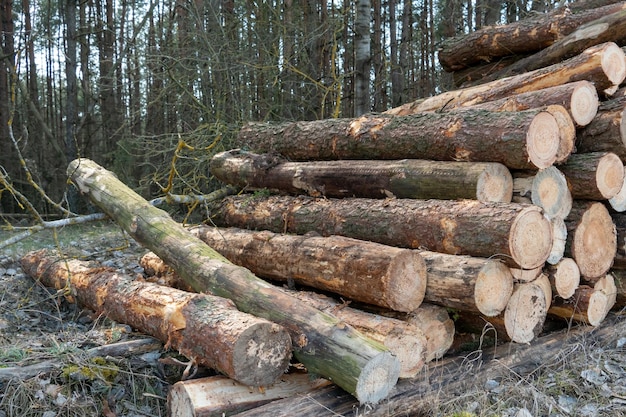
(468, 81, 598, 127)
(235, 107, 566, 170)
(565, 201, 617, 279)
(437, 2, 626, 71)
(576, 95, 626, 159)
(503, 282, 548, 343)
(20, 250, 293, 387)
(67, 158, 400, 404)
(387, 43, 626, 115)
(211, 195, 553, 269)
(167, 374, 331, 417)
(527, 166, 573, 220)
(609, 176, 626, 212)
(558, 152, 625, 200)
(210, 149, 513, 202)
(188, 226, 427, 313)
(608, 212, 626, 270)
(545, 258, 581, 300)
(608, 269, 626, 309)
(547, 217, 568, 266)
(548, 276, 615, 326)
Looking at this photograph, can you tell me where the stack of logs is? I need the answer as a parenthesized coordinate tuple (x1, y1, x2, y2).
(18, 2, 626, 416)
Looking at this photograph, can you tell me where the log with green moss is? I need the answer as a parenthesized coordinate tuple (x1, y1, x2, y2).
(66, 158, 400, 404)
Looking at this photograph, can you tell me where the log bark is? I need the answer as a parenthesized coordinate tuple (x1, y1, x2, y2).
(607, 269, 626, 309)
(19, 250, 292, 387)
(478, 8, 626, 84)
(548, 274, 616, 326)
(558, 152, 625, 200)
(468, 81, 598, 127)
(565, 201, 616, 280)
(576, 95, 626, 159)
(437, 2, 626, 71)
(235, 107, 566, 170)
(187, 226, 428, 313)
(67, 158, 400, 404)
(610, 212, 626, 270)
(545, 258, 581, 300)
(387, 42, 626, 115)
(211, 194, 553, 269)
(168, 374, 331, 417)
(503, 281, 548, 344)
(210, 149, 514, 203)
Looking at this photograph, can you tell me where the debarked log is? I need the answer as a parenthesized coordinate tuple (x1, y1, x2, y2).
(210, 194, 553, 269)
(235, 107, 567, 170)
(209, 149, 513, 203)
(187, 225, 427, 313)
(67, 158, 400, 404)
(20, 250, 292, 387)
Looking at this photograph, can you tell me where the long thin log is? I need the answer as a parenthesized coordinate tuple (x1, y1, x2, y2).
(387, 42, 626, 115)
(210, 194, 553, 269)
(67, 158, 400, 404)
(20, 250, 292, 387)
(187, 226, 428, 313)
(437, 2, 626, 71)
(565, 201, 616, 280)
(235, 107, 567, 170)
(558, 152, 625, 200)
(168, 374, 332, 417)
(210, 149, 514, 203)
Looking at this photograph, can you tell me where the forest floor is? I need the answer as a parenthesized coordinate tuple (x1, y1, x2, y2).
(1, 219, 626, 417)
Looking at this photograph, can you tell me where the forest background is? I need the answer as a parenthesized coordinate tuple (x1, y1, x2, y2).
(0, 0, 577, 220)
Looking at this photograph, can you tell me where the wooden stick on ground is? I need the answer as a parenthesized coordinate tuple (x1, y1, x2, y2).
(20, 251, 292, 387)
(67, 158, 400, 404)
(210, 150, 514, 203)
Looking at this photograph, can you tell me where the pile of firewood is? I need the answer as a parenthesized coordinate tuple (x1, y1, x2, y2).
(19, 2, 626, 416)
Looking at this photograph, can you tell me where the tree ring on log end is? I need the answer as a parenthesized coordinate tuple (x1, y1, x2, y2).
(509, 207, 552, 269)
(355, 351, 400, 404)
(545, 105, 575, 164)
(547, 217, 567, 266)
(385, 251, 427, 312)
(596, 153, 624, 199)
(504, 283, 547, 344)
(532, 166, 572, 220)
(570, 82, 599, 127)
(476, 163, 513, 203)
(601, 43, 626, 86)
(573, 203, 617, 279)
(552, 258, 580, 300)
(586, 291, 610, 327)
(473, 261, 513, 317)
(526, 112, 560, 169)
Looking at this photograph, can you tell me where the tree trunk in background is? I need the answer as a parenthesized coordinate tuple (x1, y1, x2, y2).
(63, 0, 79, 212)
(0, 0, 14, 213)
(354, 0, 371, 116)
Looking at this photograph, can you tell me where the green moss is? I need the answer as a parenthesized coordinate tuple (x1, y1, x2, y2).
(62, 357, 119, 383)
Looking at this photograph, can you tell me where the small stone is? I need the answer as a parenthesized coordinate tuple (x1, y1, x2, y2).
(5, 268, 17, 276)
(484, 379, 500, 391)
(515, 408, 533, 417)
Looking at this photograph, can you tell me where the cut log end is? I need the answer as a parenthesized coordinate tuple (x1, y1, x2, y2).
(545, 105, 576, 164)
(532, 166, 572, 220)
(476, 163, 513, 203)
(609, 177, 626, 212)
(526, 111, 560, 169)
(601, 42, 626, 87)
(473, 261, 514, 317)
(585, 291, 610, 327)
(504, 283, 548, 344)
(509, 207, 553, 269)
(385, 251, 427, 312)
(355, 351, 401, 405)
(570, 82, 599, 126)
(572, 203, 617, 279)
(549, 258, 580, 300)
(233, 323, 293, 387)
(595, 153, 625, 199)
(547, 217, 567, 266)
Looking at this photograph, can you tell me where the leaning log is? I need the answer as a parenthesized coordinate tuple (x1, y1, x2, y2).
(565, 201, 616, 280)
(576, 95, 626, 160)
(558, 152, 625, 201)
(235, 107, 567, 170)
(387, 42, 626, 115)
(187, 226, 428, 313)
(67, 158, 400, 404)
(210, 194, 553, 269)
(436, 2, 626, 72)
(210, 149, 514, 203)
(20, 250, 292, 387)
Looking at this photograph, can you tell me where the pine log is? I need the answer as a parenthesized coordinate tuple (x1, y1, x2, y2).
(66, 158, 400, 404)
(503, 281, 548, 344)
(515, 166, 572, 220)
(534, 273, 553, 310)
(565, 201, 616, 280)
(468, 81, 598, 127)
(211, 195, 553, 269)
(607, 269, 626, 309)
(168, 374, 331, 417)
(437, 2, 626, 72)
(478, 8, 626, 85)
(611, 212, 626, 270)
(235, 107, 567, 170)
(547, 217, 567, 266)
(19, 250, 292, 387)
(419, 251, 513, 317)
(187, 226, 428, 313)
(576, 95, 626, 160)
(558, 152, 625, 200)
(608, 177, 626, 212)
(545, 258, 581, 300)
(387, 42, 626, 115)
(452, 56, 524, 87)
(140, 251, 195, 292)
(548, 275, 616, 326)
(509, 265, 543, 282)
(210, 149, 514, 203)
